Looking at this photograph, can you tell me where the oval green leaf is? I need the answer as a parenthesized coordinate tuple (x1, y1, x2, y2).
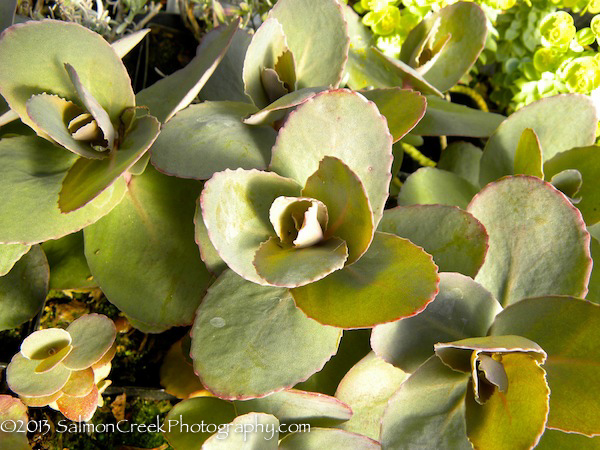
(203, 413, 279, 449)
(6, 353, 70, 397)
(0, 243, 31, 277)
(62, 314, 116, 370)
(279, 428, 380, 449)
(21, 328, 71, 361)
(468, 176, 591, 307)
(0, 395, 29, 450)
(291, 232, 439, 328)
(191, 270, 342, 399)
(41, 232, 96, 290)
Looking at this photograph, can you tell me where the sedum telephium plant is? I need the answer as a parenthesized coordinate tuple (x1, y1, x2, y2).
(1, 0, 600, 448)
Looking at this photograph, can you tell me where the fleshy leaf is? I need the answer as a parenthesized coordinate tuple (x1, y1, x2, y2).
(20, 392, 62, 408)
(25, 94, 106, 159)
(335, 352, 407, 439)
(465, 353, 550, 450)
(401, 3, 487, 92)
(437, 141, 482, 186)
(235, 389, 352, 427)
(253, 237, 348, 287)
(398, 167, 479, 210)
(64, 63, 115, 150)
(434, 336, 546, 374)
(370, 48, 444, 97)
(360, 88, 426, 143)
(270, 89, 393, 225)
(0, 395, 30, 450)
(6, 353, 70, 397)
(41, 232, 96, 290)
(61, 314, 116, 370)
(378, 205, 488, 277)
(544, 146, 600, 224)
(150, 102, 275, 180)
(468, 176, 591, 306)
(242, 18, 289, 109)
(203, 413, 279, 449)
(479, 95, 597, 186)
(270, 0, 349, 90)
(34, 345, 72, 374)
(61, 368, 95, 398)
(191, 270, 342, 399)
(412, 96, 505, 137)
(199, 27, 252, 103)
(110, 28, 150, 59)
(243, 87, 325, 126)
(550, 169, 583, 200)
(514, 128, 544, 178)
(58, 114, 160, 212)
(136, 19, 238, 123)
(0, 20, 134, 134)
(303, 157, 374, 264)
(589, 236, 600, 303)
(490, 296, 600, 436)
(160, 339, 206, 399)
(279, 428, 380, 449)
(0, 0, 16, 34)
(0, 136, 126, 244)
(21, 328, 71, 361)
(0, 243, 30, 276)
(85, 167, 211, 331)
(194, 203, 227, 276)
(200, 168, 301, 285)
(56, 385, 99, 422)
(372, 273, 501, 372)
(381, 356, 472, 450)
(269, 197, 328, 247)
(0, 246, 48, 331)
(163, 397, 237, 449)
(291, 232, 439, 328)
(536, 429, 600, 449)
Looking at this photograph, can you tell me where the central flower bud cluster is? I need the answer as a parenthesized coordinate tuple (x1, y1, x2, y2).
(269, 196, 328, 248)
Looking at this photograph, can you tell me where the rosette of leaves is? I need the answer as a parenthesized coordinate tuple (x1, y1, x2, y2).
(5, 314, 116, 422)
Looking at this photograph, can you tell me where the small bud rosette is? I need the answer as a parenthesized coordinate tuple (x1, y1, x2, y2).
(6, 314, 116, 422)
(199, 89, 439, 328)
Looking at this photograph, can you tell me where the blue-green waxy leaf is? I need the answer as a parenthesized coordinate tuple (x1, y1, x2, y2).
(437, 141, 482, 186)
(270, 0, 349, 91)
(0, 20, 134, 135)
(360, 88, 426, 143)
(25, 94, 106, 159)
(479, 95, 597, 186)
(191, 270, 342, 399)
(242, 18, 289, 109)
(544, 146, 600, 225)
(253, 237, 348, 288)
(371, 48, 444, 97)
(0, 243, 31, 276)
(163, 397, 237, 449)
(400, 2, 487, 92)
(41, 232, 96, 290)
(464, 353, 550, 450)
(372, 273, 500, 373)
(136, 19, 238, 123)
(411, 96, 505, 137)
(270, 89, 393, 226)
(279, 428, 380, 449)
(85, 167, 211, 332)
(199, 28, 252, 103)
(150, 102, 275, 180)
(0, 395, 29, 450)
(514, 128, 544, 178)
(334, 352, 407, 439)
(378, 205, 488, 277)
(58, 115, 160, 212)
(536, 429, 600, 449)
(235, 389, 352, 427)
(203, 413, 279, 449)
(468, 176, 592, 307)
(398, 167, 479, 210)
(302, 157, 374, 264)
(291, 232, 439, 328)
(194, 203, 226, 276)
(243, 87, 326, 126)
(200, 168, 301, 285)
(110, 28, 150, 59)
(0, 245, 48, 331)
(491, 296, 600, 436)
(381, 356, 472, 450)
(0, 136, 126, 245)
(550, 169, 583, 200)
